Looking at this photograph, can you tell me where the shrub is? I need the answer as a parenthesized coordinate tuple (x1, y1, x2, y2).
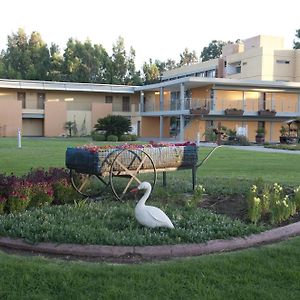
(119, 134, 132, 141)
(247, 180, 299, 224)
(6, 181, 31, 213)
(29, 182, 54, 208)
(130, 134, 138, 141)
(107, 134, 118, 142)
(52, 179, 80, 205)
(94, 115, 132, 138)
(91, 131, 106, 141)
(187, 185, 206, 208)
(0, 196, 6, 215)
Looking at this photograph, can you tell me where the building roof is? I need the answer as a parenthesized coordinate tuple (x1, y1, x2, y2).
(0, 79, 136, 94)
(136, 77, 300, 92)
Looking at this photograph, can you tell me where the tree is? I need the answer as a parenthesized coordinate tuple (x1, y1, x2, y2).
(62, 38, 111, 83)
(200, 40, 227, 62)
(94, 115, 132, 138)
(111, 36, 127, 84)
(3, 28, 31, 79)
(27, 31, 51, 80)
(64, 121, 76, 137)
(142, 59, 160, 83)
(178, 48, 198, 66)
(48, 43, 64, 81)
(1, 28, 51, 80)
(125, 47, 142, 85)
(293, 29, 300, 49)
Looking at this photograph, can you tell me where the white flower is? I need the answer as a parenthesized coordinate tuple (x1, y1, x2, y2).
(251, 185, 257, 193)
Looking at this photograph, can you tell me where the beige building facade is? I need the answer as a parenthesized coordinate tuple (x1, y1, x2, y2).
(0, 80, 139, 137)
(1, 35, 300, 143)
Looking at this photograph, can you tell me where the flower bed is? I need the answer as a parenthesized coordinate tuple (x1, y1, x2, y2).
(0, 168, 80, 214)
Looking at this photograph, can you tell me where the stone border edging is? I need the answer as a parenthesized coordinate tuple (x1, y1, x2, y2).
(0, 221, 300, 260)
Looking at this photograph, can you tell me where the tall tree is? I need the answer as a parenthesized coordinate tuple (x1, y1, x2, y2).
(63, 38, 110, 83)
(111, 36, 127, 84)
(49, 43, 64, 81)
(125, 47, 142, 85)
(200, 40, 227, 62)
(293, 29, 300, 49)
(3, 28, 31, 79)
(142, 59, 160, 83)
(178, 48, 198, 66)
(27, 31, 51, 80)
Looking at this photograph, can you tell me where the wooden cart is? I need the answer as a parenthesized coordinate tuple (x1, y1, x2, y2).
(66, 144, 220, 200)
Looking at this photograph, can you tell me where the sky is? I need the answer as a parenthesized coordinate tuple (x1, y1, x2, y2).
(0, 0, 299, 69)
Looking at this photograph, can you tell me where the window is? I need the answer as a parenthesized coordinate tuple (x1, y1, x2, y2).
(37, 93, 45, 109)
(122, 96, 130, 112)
(105, 95, 113, 103)
(276, 60, 290, 64)
(17, 92, 26, 109)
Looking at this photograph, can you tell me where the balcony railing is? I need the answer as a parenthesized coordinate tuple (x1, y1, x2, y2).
(141, 98, 300, 115)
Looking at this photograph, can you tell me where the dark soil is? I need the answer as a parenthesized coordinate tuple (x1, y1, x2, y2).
(200, 195, 300, 227)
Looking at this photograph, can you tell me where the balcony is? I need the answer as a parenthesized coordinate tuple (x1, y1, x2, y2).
(141, 97, 300, 117)
(22, 109, 44, 119)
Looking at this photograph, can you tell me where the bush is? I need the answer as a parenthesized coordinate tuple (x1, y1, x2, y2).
(94, 115, 132, 138)
(130, 134, 138, 141)
(29, 182, 54, 208)
(107, 134, 118, 142)
(52, 179, 80, 205)
(91, 131, 106, 141)
(119, 134, 132, 141)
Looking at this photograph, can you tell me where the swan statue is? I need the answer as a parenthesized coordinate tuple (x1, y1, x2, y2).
(131, 181, 174, 229)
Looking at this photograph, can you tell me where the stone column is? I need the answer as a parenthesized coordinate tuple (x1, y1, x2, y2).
(159, 87, 164, 111)
(159, 116, 164, 138)
(179, 114, 184, 141)
(140, 91, 144, 112)
(180, 83, 185, 111)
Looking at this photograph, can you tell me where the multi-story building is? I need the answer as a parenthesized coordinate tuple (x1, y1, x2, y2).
(0, 80, 140, 137)
(139, 35, 300, 142)
(0, 35, 300, 142)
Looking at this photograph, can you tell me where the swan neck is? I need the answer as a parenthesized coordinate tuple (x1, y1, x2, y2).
(138, 186, 151, 205)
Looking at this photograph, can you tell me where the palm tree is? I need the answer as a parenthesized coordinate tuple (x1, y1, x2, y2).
(64, 121, 75, 137)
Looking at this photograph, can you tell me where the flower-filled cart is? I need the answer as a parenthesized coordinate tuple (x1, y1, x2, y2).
(66, 142, 220, 200)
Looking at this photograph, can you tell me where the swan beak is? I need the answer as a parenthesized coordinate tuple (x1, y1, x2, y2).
(130, 187, 138, 193)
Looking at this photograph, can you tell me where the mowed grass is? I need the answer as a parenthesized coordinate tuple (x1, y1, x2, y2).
(0, 137, 300, 299)
(1, 137, 300, 186)
(0, 236, 300, 299)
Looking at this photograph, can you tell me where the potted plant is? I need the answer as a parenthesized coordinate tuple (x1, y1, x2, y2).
(224, 108, 244, 116)
(255, 127, 265, 144)
(258, 109, 276, 116)
(279, 125, 288, 144)
(190, 106, 209, 115)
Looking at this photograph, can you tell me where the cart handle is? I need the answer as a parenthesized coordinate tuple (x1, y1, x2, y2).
(196, 145, 222, 169)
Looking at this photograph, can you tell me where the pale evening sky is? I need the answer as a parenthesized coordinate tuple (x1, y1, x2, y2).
(0, 0, 299, 69)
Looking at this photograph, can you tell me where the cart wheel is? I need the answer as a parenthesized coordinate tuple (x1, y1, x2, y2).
(109, 149, 156, 200)
(70, 169, 109, 198)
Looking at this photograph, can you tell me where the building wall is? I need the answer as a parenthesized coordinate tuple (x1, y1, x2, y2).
(44, 101, 67, 137)
(141, 116, 170, 138)
(184, 119, 206, 141)
(0, 99, 22, 137)
(91, 103, 113, 129)
(0, 89, 16, 101)
(215, 90, 244, 110)
(272, 93, 298, 112)
(294, 50, 300, 82)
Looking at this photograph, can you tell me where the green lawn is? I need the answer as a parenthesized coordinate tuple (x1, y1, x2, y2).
(0, 237, 299, 299)
(0, 137, 300, 299)
(1, 137, 300, 186)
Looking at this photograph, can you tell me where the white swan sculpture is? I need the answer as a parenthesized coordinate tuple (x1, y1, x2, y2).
(131, 182, 174, 229)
